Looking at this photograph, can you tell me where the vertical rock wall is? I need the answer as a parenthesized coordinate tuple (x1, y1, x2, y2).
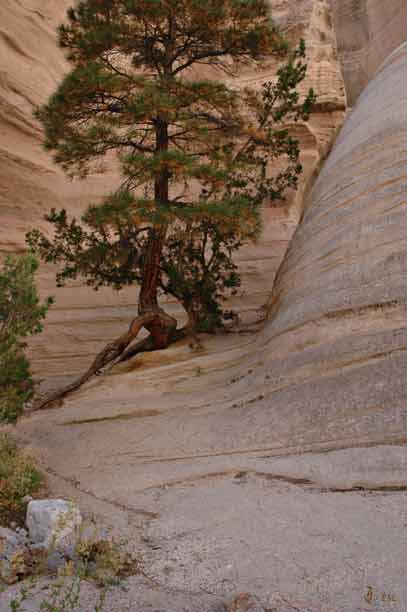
(231, 0, 346, 328)
(330, 0, 407, 105)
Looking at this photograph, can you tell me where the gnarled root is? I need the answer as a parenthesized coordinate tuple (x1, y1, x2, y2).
(31, 311, 177, 412)
(118, 327, 187, 363)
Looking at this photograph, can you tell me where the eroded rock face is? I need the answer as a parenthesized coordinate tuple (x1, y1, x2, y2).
(0, 0, 126, 391)
(236, 0, 346, 214)
(0, 0, 345, 389)
(330, 0, 407, 105)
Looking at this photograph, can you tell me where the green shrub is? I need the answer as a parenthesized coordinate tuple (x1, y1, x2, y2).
(0, 434, 45, 526)
(0, 253, 52, 422)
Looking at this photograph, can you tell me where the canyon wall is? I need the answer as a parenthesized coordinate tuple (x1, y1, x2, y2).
(3, 5, 407, 611)
(330, 0, 407, 105)
(1, 0, 406, 396)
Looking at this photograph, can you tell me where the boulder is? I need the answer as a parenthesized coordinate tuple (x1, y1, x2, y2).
(26, 499, 82, 554)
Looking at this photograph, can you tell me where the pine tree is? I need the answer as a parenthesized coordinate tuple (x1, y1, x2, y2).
(28, 0, 315, 351)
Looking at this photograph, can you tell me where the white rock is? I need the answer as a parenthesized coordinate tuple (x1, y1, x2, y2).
(26, 499, 82, 553)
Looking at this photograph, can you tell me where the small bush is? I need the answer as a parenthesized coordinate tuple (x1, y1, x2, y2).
(0, 434, 44, 526)
(0, 253, 52, 422)
(75, 535, 138, 587)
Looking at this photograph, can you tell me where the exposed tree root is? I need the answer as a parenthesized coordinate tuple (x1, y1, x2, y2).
(117, 335, 156, 363)
(118, 328, 187, 363)
(31, 312, 178, 412)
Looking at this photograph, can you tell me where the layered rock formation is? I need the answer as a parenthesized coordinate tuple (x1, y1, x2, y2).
(262, 41, 407, 446)
(0, 0, 78, 253)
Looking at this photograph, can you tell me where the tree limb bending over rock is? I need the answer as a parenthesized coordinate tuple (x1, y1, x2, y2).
(31, 313, 179, 412)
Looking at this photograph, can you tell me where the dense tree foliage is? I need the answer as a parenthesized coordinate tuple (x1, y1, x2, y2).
(28, 0, 315, 346)
(0, 255, 52, 422)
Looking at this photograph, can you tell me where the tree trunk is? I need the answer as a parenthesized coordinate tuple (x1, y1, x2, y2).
(139, 227, 176, 348)
(138, 118, 177, 348)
